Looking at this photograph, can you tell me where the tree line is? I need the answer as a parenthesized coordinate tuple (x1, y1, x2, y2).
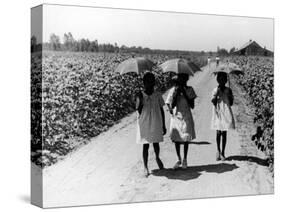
(41, 32, 156, 54)
(42, 32, 208, 55)
(31, 36, 42, 53)
(31, 32, 236, 56)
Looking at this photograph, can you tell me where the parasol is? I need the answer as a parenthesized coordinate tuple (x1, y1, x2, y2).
(115, 57, 154, 75)
(159, 58, 194, 76)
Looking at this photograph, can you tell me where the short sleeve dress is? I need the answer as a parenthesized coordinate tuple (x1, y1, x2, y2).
(166, 86, 197, 143)
(136, 91, 165, 144)
(211, 87, 235, 131)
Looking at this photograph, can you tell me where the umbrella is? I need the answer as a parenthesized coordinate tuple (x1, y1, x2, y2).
(159, 58, 194, 76)
(115, 57, 154, 74)
(212, 63, 243, 87)
(213, 62, 244, 75)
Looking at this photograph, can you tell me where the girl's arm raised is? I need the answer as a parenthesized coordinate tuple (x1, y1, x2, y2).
(211, 97, 217, 106)
(165, 87, 175, 114)
(166, 103, 173, 114)
(183, 86, 196, 109)
(211, 87, 219, 106)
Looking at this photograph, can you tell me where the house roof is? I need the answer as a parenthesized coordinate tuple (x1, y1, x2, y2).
(234, 40, 262, 53)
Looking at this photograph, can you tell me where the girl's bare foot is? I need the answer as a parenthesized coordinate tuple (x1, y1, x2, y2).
(156, 158, 164, 169)
(182, 159, 188, 169)
(173, 161, 181, 169)
(144, 168, 149, 177)
(216, 152, 221, 161)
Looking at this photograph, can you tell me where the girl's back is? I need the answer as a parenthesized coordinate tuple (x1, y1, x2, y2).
(212, 86, 233, 107)
(136, 91, 165, 144)
(211, 86, 235, 130)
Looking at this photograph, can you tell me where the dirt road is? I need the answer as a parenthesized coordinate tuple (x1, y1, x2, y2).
(42, 63, 273, 208)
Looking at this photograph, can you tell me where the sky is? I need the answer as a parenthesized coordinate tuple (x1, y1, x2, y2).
(40, 4, 274, 52)
(31, 5, 42, 43)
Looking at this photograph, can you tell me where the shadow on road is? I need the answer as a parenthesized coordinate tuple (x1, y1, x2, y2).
(151, 168, 201, 181)
(189, 141, 211, 145)
(151, 163, 238, 181)
(226, 155, 269, 166)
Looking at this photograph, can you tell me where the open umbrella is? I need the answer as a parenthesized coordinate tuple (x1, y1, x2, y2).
(115, 57, 154, 74)
(159, 58, 194, 76)
(212, 62, 243, 87)
(213, 62, 244, 75)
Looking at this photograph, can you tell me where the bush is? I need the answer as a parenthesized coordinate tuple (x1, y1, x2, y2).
(229, 56, 274, 172)
(31, 51, 206, 167)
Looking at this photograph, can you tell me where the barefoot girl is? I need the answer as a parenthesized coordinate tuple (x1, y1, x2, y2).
(136, 72, 166, 177)
(166, 74, 197, 169)
(211, 72, 235, 161)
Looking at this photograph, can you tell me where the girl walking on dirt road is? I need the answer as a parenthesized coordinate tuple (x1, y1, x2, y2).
(166, 74, 197, 169)
(136, 72, 167, 177)
(211, 72, 235, 161)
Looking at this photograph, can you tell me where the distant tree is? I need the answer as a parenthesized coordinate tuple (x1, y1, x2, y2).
(72, 41, 79, 51)
(85, 39, 91, 51)
(63, 32, 75, 51)
(229, 47, 236, 54)
(217, 48, 229, 56)
(217, 46, 220, 53)
(89, 40, 98, 52)
(143, 47, 151, 54)
(31, 36, 37, 52)
(77, 38, 91, 52)
(99, 43, 115, 53)
(98, 43, 104, 52)
(130, 46, 137, 53)
(114, 42, 119, 53)
(91, 39, 99, 52)
(120, 45, 128, 53)
(120, 45, 127, 49)
(136, 46, 143, 53)
(49, 33, 61, 50)
(63, 33, 69, 50)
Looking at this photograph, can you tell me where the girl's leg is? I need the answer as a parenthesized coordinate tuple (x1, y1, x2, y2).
(216, 130, 222, 160)
(173, 142, 182, 169)
(183, 143, 189, 160)
(153, 143, 160, 159)
(153, 143, 164, 169)
(182, 143, 189, 168)
(143, 144, 149, 173)
(221, 131, 227, 159)
(175, 142, 181, 161)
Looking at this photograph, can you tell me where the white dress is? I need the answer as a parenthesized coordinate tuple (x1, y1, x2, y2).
(166, 86, 197, 142)
(211, 87, 235, 131)
(136, 91, 165, 144)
